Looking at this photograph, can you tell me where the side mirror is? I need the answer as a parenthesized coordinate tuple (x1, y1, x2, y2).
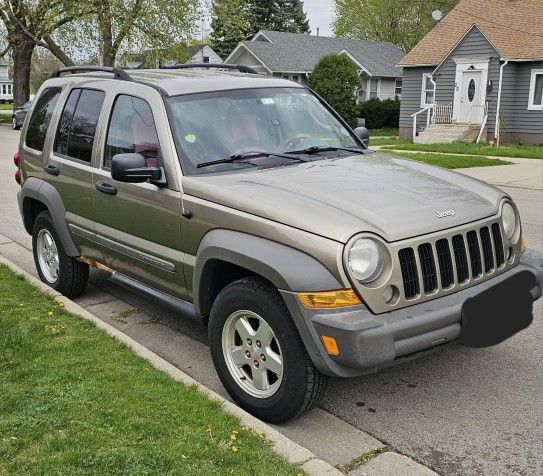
(111, 153, 165, 185)
(354, 127, 370, 147)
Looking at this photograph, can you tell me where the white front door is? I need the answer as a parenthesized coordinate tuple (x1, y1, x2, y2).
(458, 70, 483, 123)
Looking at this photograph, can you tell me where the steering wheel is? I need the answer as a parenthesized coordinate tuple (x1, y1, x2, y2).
(231, 138, 267, 157)
(279, 133, 311, 152)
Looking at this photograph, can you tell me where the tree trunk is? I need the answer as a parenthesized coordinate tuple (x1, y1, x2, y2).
(11, 34, 35, 108)
(98, 8, 115, 66)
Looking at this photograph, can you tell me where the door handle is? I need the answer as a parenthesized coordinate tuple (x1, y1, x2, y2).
(95, 181, 118, 196)
(44, 164, 59, 176)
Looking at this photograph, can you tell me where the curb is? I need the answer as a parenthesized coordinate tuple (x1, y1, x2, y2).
(0, 255, 342, 476)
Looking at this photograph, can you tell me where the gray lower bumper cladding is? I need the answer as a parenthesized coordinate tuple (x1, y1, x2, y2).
(282, 248, 543, 378)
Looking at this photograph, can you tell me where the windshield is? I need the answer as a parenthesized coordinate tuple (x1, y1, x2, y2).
(167, 87, 361, 175)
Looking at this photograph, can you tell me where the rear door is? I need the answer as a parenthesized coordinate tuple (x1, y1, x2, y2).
(91, 89, 185, 298)
(45, 87, 106, 260)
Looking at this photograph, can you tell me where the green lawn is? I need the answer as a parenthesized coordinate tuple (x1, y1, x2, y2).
(379, 141, 543, 159)
(0, 265, 301, 476)
(387, 152, 513, 169)
(369, 127, 398, 137)
(0, 114, 11, 124)
(0, 103, 13, 111)
(370, 137, 402, 146)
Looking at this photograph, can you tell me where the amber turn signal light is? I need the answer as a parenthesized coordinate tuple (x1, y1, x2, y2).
(298, 289, 361, 309)
(321, 335, 340, 356)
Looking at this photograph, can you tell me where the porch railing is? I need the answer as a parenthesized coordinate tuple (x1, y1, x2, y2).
(410, 105, 433, 141)
(431, 103, 453, 124)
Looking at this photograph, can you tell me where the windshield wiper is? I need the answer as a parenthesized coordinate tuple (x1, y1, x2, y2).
(287, 145, 365, 155)
(197, 151, 307, 169)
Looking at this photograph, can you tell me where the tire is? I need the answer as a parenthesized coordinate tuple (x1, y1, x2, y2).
(12, 116, 20, 130)
(32, 211, 89, 298)
(209, 276, 328, 423)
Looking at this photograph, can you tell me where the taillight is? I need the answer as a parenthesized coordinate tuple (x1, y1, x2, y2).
(15, 170, 21, 185)
(14, 152, 20, 167)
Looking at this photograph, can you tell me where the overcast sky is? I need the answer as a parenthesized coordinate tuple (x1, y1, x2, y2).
(305, 0, 335, 37)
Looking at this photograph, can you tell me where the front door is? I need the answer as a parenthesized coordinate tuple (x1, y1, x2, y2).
(458, 70, 483, 123)
(92, 92, 186, 298)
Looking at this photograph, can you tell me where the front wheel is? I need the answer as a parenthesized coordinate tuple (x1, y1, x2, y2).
(209, 277, 327, 423)
(32, 211, 89, 298)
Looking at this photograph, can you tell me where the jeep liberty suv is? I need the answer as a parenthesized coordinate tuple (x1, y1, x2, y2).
(15, 65, 543, 423)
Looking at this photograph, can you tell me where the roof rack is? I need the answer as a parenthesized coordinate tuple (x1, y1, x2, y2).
(50, 66, 132, 81)
(159, 63, 258, 74)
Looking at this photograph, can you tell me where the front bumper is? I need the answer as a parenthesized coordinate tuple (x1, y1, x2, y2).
(281, 248, 543, 378)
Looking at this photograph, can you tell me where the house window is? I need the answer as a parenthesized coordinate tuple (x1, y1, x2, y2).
(368, 79, 378, 99)
(1, 84, 5, 95)
(203, 56, 210, 64)
(528, 69, 543, 110)
(359, 77, 367, 101)
(395, 79, 402, 98)
(421, 74, 434, 107)
(7, 84, 12, 94)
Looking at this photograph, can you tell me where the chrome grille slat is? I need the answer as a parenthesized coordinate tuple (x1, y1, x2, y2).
(397, 221, 508, 300)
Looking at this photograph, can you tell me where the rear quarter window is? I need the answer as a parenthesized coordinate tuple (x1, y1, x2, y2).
(25, 87, 61, 151)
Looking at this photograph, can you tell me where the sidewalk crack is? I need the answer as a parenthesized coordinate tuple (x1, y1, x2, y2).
(336, 446, 392, 474)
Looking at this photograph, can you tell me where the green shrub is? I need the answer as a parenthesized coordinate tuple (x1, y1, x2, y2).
(307, 54, 360, 127)
(358, 98, 400, 129)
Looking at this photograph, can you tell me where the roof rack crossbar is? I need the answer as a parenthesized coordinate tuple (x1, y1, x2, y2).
(50, 66, 132, 81)
(159, 63, 259, 74)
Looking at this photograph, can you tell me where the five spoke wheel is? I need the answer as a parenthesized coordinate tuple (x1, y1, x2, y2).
(222, 310, 283, 398)
(36, 229, 59, 283)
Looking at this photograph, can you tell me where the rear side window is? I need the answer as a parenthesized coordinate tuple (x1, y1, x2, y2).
(25, 87, 61, 151)
(54, 88, 106, 163)
(104, 95, 161, 169)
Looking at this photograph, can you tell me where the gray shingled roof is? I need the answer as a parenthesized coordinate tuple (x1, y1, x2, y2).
(240, 30, 404, 77)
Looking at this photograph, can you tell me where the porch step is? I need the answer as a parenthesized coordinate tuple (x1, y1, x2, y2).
(415, 123, 479, 144)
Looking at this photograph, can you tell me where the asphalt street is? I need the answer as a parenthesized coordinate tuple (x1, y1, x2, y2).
(1, 126, 542, 475)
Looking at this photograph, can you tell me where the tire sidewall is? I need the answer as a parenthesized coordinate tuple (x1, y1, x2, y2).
(209, 280, 312, 421)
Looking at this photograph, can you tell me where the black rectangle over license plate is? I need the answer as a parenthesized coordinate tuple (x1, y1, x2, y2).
(460, 270, 535, 347)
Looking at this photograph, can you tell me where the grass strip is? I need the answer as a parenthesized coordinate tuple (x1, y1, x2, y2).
(0, 265, 301, 475)
(384, 152, 513, 169)
(379, 141, 543, 159)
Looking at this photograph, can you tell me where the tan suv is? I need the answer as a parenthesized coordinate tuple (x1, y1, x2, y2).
(15, 65, 543, 422)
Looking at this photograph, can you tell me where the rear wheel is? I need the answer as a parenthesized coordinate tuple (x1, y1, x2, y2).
(209, 276, 327, 423)
(32, 211, 89, 298)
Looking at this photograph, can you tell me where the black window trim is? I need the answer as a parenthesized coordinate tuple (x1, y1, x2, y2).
(52, 86, 107, 166)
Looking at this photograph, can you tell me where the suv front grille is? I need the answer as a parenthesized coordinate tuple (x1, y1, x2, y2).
(398, 222, 507, 299)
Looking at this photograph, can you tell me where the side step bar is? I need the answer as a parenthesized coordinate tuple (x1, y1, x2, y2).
(108, 272, 199, 322)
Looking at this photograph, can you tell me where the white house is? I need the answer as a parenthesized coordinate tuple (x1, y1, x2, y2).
(0, 59, 13, 103)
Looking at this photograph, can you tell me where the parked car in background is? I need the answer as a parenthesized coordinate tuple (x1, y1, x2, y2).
(12, 101, 33, 130)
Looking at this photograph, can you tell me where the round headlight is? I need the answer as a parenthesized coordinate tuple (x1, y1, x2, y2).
(502, 202, 517, 240)
(348, 238, 384, 283)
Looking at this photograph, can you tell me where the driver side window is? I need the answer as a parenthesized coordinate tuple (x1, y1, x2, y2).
(104, 95, 161, 169)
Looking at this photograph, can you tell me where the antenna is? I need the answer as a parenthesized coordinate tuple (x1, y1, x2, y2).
(432, 10, 443, 22)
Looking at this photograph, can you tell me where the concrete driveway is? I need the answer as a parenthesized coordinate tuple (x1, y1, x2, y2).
(1, 126, 542, 475)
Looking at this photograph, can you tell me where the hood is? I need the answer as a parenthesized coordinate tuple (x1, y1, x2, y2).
(182, 152, 506, 243)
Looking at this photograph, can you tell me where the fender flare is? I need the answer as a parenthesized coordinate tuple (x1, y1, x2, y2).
(192, 229, 341, 316)
(18, 177, 79, 256)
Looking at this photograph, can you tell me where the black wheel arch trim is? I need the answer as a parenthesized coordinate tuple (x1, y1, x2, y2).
(18, 177, 79, 257)
(193, 229, 342, 317)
